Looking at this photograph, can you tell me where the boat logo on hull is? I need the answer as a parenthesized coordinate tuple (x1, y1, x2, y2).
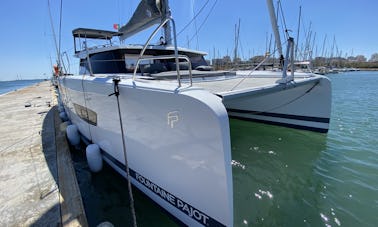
(167, 111, 179, 128)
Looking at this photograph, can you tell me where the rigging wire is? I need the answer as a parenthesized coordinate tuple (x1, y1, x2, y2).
(176, 0, 210, 38)
(277, 0, 290, 40)
(58, 0, 63, 72)
(188, 0, 218, 44)
(191, 0, 200, 49)
(165, 0, 217, 47)
(47, 0, 59, 64)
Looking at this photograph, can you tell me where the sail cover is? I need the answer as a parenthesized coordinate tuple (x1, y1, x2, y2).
(119, 0, 164, 40)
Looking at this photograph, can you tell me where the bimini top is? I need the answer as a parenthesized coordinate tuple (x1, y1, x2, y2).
(72, 28, 122, 40)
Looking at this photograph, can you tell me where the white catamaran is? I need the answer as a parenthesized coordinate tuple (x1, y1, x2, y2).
(57, 0, 331, 226)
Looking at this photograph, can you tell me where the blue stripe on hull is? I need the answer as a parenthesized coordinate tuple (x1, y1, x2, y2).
(227, 108, 329, 123)
(227, 109, 329, 133)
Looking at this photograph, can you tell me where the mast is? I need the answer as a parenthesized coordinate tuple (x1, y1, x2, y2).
(295, 5, 301, 60)
(321, 34, 327, 58)
(234, 19, 241, 62)
(162, 0, 172, 45)
(266, 0, 283, 58)
(267, 0, 295, 82)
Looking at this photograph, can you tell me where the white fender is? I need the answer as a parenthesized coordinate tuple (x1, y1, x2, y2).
(96, 221, 114, 227)
(86, 144, 103, 172)
(66, 124, 80, 146)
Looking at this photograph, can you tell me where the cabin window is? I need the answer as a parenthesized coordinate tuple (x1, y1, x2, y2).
(124, 56, 138, 73)
(189, 55, 208, 68)
(78, 50, 126, 75)
(78, 49, 210, 75)
(79, 59, 90, 75)
(125, 55, 156, 73)
(90, 51, 126, 74)
(73, 103, 97, 126)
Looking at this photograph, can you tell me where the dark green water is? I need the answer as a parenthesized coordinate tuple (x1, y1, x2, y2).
(75, 71, 378, 226)
(231, 71, 378, 226)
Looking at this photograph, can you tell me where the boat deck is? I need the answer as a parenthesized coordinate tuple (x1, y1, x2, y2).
(150, 70, 317, 95)
(193, 76, 283, 95)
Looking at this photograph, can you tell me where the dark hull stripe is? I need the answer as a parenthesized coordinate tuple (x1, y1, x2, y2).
(101, 151, 225, 227)
(100, 152, 186, 226)
(229, 115, 329, 133)
(227, 108, 330, 123)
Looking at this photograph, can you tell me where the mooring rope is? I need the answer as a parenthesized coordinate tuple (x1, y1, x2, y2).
(109, 78, 137, 227)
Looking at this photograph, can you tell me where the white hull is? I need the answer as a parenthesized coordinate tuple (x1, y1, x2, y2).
(58, 75, 233, 226)
(56, 1, 332, 224)
(193, 71, 332, 133)
(224, 75, 331, 133)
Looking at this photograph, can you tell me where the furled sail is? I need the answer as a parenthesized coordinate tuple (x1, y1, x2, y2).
(119, 0, 165, 40)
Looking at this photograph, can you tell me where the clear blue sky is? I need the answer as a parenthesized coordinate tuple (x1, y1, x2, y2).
(0, 0, 377, 81)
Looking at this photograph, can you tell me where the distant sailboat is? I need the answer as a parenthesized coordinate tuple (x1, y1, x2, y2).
(232, 0, 331, 132)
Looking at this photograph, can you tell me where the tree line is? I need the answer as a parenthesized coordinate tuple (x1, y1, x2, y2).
(212, 53, 378, 70)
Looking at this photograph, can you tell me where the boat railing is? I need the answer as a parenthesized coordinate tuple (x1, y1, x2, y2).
(132, 17, 192, 87)
(60, 51, 71, 75)
(134, 55, 193, 86)
(72, 28, 121, 53)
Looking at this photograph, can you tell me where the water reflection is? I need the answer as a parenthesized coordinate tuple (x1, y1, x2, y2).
(230, 119, 327, 226)
(314, 72, 378, 227)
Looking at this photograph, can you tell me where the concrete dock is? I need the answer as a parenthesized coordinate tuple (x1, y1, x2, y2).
(0, 81, 87, 226)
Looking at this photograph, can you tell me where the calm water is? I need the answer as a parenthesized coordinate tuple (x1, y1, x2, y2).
(75, 71, 378, 226)
(0, 79, 44, 95)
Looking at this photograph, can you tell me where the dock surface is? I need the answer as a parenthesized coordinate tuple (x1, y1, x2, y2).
(0, 81, 87, 226)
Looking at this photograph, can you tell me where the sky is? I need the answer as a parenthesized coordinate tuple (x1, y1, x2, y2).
(0, 0, 377, 81)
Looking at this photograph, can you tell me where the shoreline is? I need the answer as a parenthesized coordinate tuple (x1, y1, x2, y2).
(0, 79, 46, 97)
(357, 68, 378, 71)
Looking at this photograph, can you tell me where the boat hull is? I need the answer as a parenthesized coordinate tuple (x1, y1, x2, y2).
(58, 75, 233, 226)
(221, 75, 332, 133)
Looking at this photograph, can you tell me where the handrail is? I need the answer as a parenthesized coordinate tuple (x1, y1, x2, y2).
(135, 54, 193, 86)
(132, 17, 191, 87)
